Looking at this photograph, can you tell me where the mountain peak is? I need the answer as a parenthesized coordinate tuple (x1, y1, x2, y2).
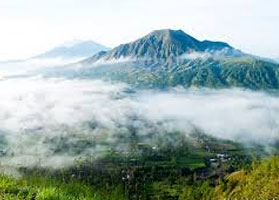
(147, 29, 196, 40)
(145, 29, 232, 51)
(35, 40, 109, 59)
(85, 29, 235, 62)
(147, 29, 185, 38)
(143, 29, 200, 48)
(98, 29, 234, 60)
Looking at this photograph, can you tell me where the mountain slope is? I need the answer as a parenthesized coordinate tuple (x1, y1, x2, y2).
(103, 29, 232, 60)
(68, 29, 279, 90)
(35, 40, 109, 59)
(84, 29, 240, 63)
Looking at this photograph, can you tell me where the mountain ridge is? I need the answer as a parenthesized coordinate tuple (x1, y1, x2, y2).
(85, 29, 238, 62)
(35, 40, 109, 59)
(53, 29, 279, 90)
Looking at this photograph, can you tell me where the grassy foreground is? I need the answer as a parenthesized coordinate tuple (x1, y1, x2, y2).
(1, 156, 279, 199)
(0, 130, 277, 200)
(0, 174, 127, 200)
(178, 156, 279, 200)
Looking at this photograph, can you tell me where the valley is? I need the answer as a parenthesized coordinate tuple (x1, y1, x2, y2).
(0, 29, 279, 199)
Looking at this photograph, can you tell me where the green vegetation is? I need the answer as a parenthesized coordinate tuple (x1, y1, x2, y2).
(79, 56, 279, 90)
(76, 29, 279, 91)
(0, 131, 278, 199)
(1, 130, 266, 200)
(169, 156, 279, 200)
(0, 174, 127, 200)
(217, 156, 279, 199)
(2, 156, 279, 200)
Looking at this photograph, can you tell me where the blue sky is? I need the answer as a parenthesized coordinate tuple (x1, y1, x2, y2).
(0, 0, 278, 60)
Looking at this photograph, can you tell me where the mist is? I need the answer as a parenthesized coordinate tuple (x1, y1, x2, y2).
(0, 57, 84, 78)
(0, 52, 279, 168)
(0, 74, 279, 168)
(139, 88, 279, 142)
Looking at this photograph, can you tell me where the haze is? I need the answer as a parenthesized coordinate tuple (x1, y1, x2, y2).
(0, 0, 279, 61)
(0, 75, 279, 167)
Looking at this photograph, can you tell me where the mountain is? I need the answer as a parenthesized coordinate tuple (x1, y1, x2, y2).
(100, 29, 233, 60)
(84, 29, 242, 63)
(35, 40, 109, 59)
(56, 29, 279, 90)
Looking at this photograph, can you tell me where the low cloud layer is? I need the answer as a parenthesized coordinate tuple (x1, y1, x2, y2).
(0, 57, 83, 78)
(139, 88, 279, 142)
(0, 76, 279, 168)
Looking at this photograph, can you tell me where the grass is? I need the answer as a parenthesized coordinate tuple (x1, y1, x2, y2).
(176, 157, 206, 169)
(1, 155, 276, 200)
(220, 156, 279, 200)
(0, 132, 257, 199)
(0, 174, 127, 200)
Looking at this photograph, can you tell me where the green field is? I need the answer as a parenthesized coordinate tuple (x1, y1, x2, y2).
(0, 130, 261, 200)
(0, 130, 274, 199)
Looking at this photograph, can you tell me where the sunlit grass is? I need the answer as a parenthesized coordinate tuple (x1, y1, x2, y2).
(0, 174, 127, 200)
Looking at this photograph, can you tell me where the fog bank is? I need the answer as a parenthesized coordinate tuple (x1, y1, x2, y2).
(0, 76, 278, 168)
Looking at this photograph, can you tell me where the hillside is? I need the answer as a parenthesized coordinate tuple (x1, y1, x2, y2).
(1, 138, 278, 199)
(73, 29, 279, 90)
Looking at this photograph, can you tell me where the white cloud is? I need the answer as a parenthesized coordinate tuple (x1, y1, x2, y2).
(179, 52, 211, 60)
(139, 89, 279, 143)
(0, 58, 83, 77)
(93, 56, 137, 65)
(0, 76, 279, 168)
